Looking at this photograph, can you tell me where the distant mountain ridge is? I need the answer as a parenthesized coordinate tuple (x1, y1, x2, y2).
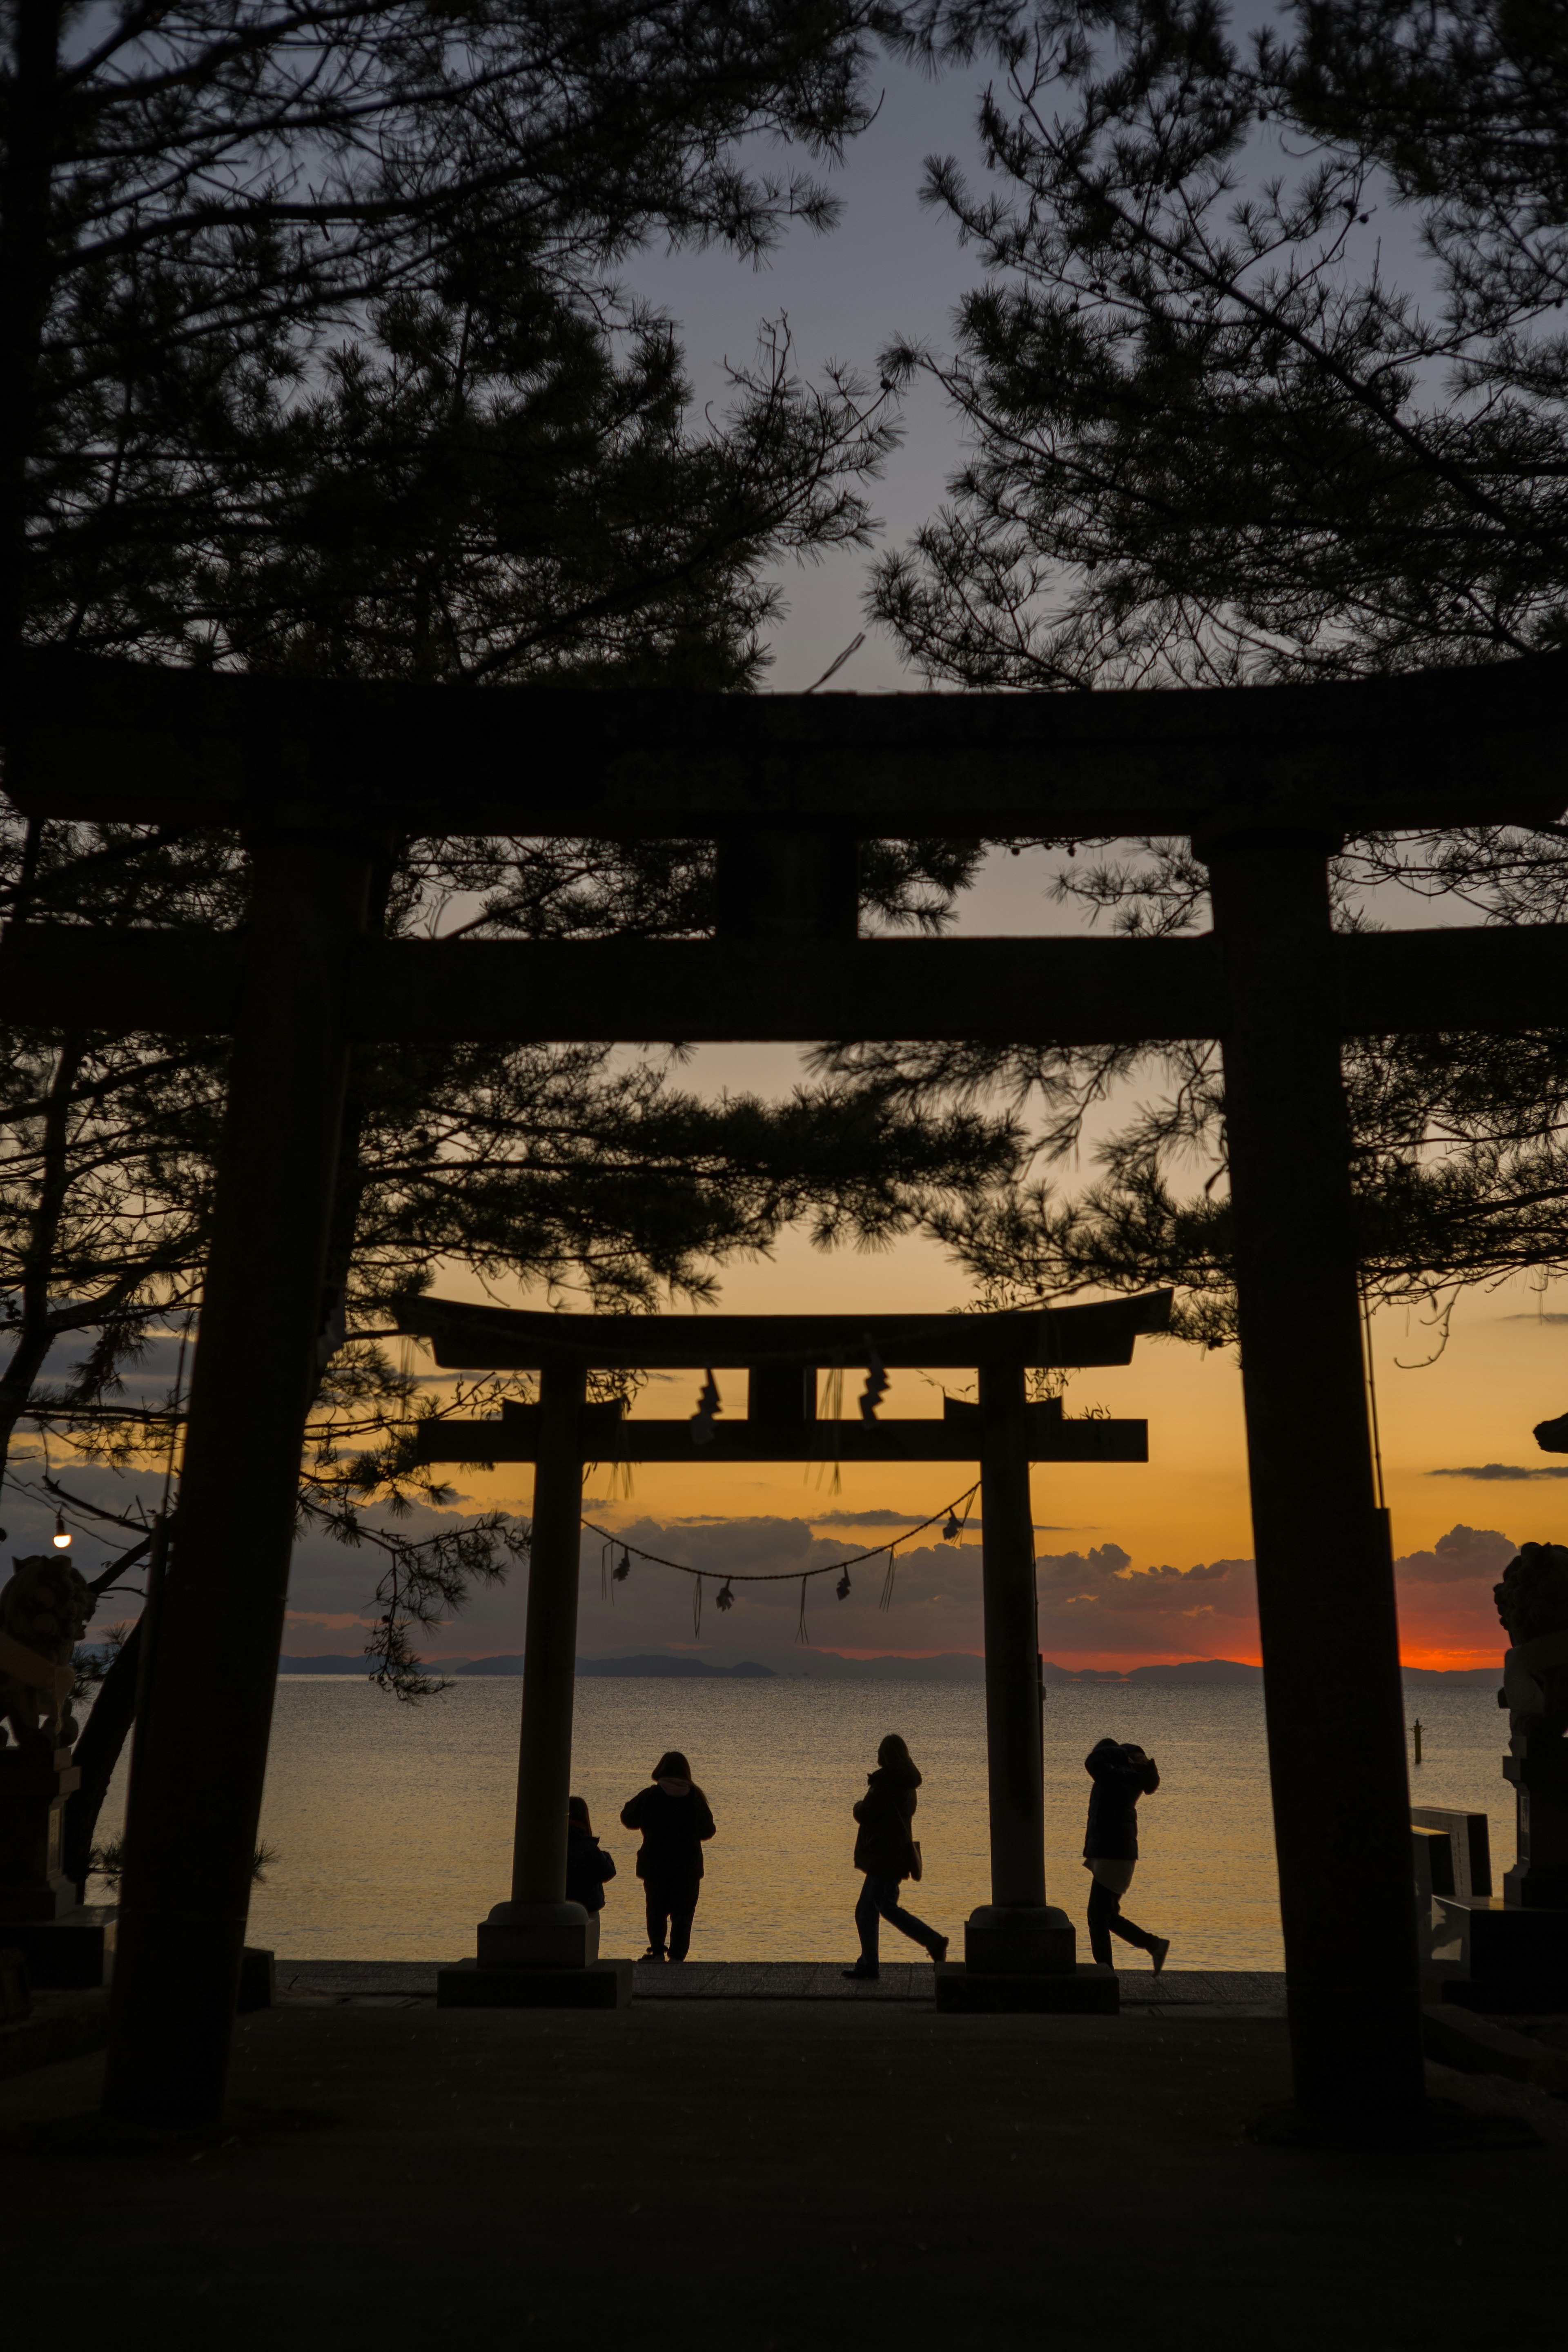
(274, 1652, 774, 1679)
(276, 1649, 1499, 1686)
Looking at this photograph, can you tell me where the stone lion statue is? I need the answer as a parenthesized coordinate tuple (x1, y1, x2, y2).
(0, 1553, 92, 1749)
(1495, 1540, 1568, 1749)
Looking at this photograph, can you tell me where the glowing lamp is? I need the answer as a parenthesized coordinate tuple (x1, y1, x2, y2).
(51, 1511, 71, 1550)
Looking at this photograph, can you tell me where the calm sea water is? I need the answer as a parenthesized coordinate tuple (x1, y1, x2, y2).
(96, 1679, 1514, 1971)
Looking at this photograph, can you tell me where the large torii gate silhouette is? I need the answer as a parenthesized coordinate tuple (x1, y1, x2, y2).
(398, 1290, 1168, 2007)
(3, 645, 1564, 2132)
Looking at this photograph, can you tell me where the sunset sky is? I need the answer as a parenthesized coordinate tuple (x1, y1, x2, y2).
(262, 1230, 1566, 1676)
(43, 30, 1560, 1682)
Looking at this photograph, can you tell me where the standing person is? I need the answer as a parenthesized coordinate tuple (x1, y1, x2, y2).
(565, 1795, 617, 1961)
(843, 1732, 949, 1981)
(1083, 1737, 1170, 1973)
(620, 1750, 716, 1964)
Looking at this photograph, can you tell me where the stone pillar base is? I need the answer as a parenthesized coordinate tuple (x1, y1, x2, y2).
(438, 1958, 632, 2010)
(963, 1903, 1076, 1976)
(476, 1899, 597, 1970)
(238, 1947, 274, 2011)
(935, 1960, 1118, 2015)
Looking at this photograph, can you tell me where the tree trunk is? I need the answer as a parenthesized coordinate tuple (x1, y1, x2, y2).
(61, 1618, 140, 1892)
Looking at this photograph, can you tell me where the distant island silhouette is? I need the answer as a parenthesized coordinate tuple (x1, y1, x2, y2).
(275, 1649, 1498, 1686)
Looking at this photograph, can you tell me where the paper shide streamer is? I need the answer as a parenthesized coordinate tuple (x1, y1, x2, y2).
(578, 1481, 980, 1644)
(858, 1334, 889, 1424)
(690, 1370, 721, 1447)
(599, 1540, 632, 1603)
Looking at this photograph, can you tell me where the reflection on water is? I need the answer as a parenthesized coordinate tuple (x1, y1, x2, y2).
(95, 1679, 1513, 1970)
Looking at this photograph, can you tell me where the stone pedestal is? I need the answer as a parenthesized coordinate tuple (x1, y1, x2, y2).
(946, 1906, 1089, 2010)
(437, 1958, 632, 2010)
(238, 1947, 274, 2011)
(935, 1960, 1118, 2015)
(0, 1746, 115, 1983)
(962, 1903, 1077, 1976)
(5, 1906, 116, 1988)
(1411, 1807, 1492, 1902)
(475, 1898, 597, 1970)
(442, 1898, 624, 2005)
(1436, 1895, 1568, 2013)
(0, 1744, 78, 1925)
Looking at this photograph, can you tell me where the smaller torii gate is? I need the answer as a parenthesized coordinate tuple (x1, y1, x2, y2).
(398, 1290, 1169, 2004)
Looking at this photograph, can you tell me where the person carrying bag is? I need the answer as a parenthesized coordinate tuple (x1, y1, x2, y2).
(842, 1733, 948, 1981)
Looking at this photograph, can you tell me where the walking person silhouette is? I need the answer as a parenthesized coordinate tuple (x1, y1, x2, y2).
(620, 1750, 715, 1964)
(1083, 1737, 1170, 1973)
(843, 1733, 949, 1980)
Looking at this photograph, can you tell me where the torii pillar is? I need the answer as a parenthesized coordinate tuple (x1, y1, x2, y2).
(440, 1355, 631, 2008)
(958, 1358, 1080, 1987)
(1203, 831, 1424, 2126)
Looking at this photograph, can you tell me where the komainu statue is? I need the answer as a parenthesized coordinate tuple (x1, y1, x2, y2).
(1494, 1541, 1568, 1907)
(0, 1554, 91, 1749)
(1496, 1541, 1568, 1746)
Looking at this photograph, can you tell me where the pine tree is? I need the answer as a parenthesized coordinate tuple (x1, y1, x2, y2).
(818, 2, 1568, 1337)
(2, 0, 906, 654)
(880, 0, 1568, 684)
(0, 7, 1020, 1868)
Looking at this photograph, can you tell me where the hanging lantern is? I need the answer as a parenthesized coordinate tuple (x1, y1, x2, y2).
(835, 1568, 852, 1601)
(715, 1579, 735, 1613)
(942, 1512, 962, 1544)
(51, 1511, 71, 1550)
(612, 1549, 631, 1584)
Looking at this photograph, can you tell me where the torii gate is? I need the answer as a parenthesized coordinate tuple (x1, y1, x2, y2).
(397, 1291, 1168, 2005)
(2, 644, 1565, 2132)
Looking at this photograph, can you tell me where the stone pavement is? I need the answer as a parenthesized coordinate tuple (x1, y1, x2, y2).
(276, 1956, 1289, 2017)
(2, 1996, 1564, 2352)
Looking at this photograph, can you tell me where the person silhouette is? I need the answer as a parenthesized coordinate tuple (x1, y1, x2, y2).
(1082, 1737, 1170, 1973)
(565, 1795, 616, 1961)
(843, 1732, 949, 1980)
(619, 1750, 715, 1963)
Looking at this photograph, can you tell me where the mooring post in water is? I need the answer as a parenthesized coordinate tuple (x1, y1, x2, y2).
(1202, 830, 1424, 2126)
(102, 826, 375, 2132)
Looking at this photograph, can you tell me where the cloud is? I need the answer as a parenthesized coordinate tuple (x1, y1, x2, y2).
(1394, 1524, 1515, 1586)
(37, 1443, 1524, 1670)
(810, 1508, 955, 1528)
(1428, 1464, 1568, 1481)
(807, 1509, 1081, 1531)
(1035, 1545, 1258, 1656)
(586, 1515, 985, 1652)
